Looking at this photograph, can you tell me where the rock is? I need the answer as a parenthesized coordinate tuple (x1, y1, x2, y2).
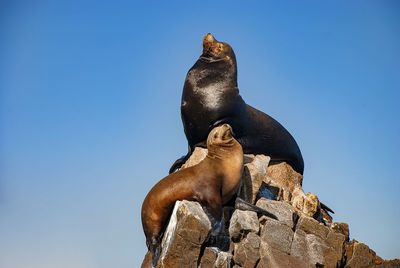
(305, 234, 331, 266)
(199, 247, 218, 267)
(288, 216, 346, 267)
(141, 153, 398, 267)
(239, 155, 270, 204)
(331, 222, 350, 241)
(229, 210, 259, 242)
(260, 218, 294, 254)
(181, 147, 207, 169)
(141, 251, 152, 268)
(257, 241, 307, 268)
(344, 240, 387, 268)
(256, 198, 298, 228)
(326, 231, 346, 266)
(303, 192, 320, 218)
(199, 247, 232, 268)
(291, 187, 323, 220)
(345, 240, 375, 267)
(291, 187, 306, 211)
(266, 161, 303, 193)
(157, 200, 211, 267)
(215, 251, 232, 268)
(263, 176, 292, 202)
(233, 232, 260, 268)
(296, 216, 330, 239)
(378, 259, 400, 267)
(291, 229, 345, 268)
(290, 229, 309, 262)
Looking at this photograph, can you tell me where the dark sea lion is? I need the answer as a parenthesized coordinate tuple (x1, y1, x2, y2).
(170, 33, 304, 174)
(141, 124, 243, 266)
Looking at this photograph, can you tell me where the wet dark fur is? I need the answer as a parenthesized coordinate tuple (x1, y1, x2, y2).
(170, 34, 304, 174)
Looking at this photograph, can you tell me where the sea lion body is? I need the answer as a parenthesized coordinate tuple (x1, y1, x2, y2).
(172, 33, 304, 174)
(141, 124, 243, 266)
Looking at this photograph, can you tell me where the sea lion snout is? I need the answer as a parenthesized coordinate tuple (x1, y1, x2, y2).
(207, 124, 235, 148)
(203, 33, 226, 56)
(215, 124, 232, 138)
(200, 34, 235, 64)
(222, 123, 236, 137)
(221, 124, 233, 139)
(203, 33, 217, 49)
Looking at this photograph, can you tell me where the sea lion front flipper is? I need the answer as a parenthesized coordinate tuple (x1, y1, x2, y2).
(169, 156, 186, 174)
(235, 197, 277, 220)
(169, 145, 193, 174)
(147, 235, 162, 267)
(320, 202, 334, 214)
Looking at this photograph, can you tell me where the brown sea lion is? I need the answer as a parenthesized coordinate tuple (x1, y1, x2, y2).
(141, 124, 243, 266)
(170, 33, 304, 174)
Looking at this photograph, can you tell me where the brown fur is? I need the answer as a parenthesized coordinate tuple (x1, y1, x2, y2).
(141, 124, 243, 266)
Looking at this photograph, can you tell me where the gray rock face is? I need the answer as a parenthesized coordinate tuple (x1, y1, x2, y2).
(331, 222, 350, 241)
(180, 147, 208, 169)
(199, 247, 232, 268)
(141, 200, 211, 268)
(229, 210, 259, 242)
(342, 240, 400, 268)
(296, 215, 330, 239)
(159, 200, 211, 267)
(239, 155, 270, 204)
(257, 241, 307, 268)
(215, 251, 233, 268)
(266, 161, 303, 192)
(256, 198, 297, 228)
(141, 152, 399, 267)
(289, 217, 347, 267)
(260, 218, 294, 254)
(233, 232, 260, 268)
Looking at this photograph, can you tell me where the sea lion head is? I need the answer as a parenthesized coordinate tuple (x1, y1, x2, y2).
(201, 33, 236, 65)
(184, 33, 238, 91)
(207, 124, 243, 169)
(207, 124, 237, 149)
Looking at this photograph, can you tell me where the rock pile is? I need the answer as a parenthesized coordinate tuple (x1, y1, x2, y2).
(141, 148, 399, 268)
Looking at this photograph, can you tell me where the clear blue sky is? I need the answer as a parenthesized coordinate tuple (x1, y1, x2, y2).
(1, 1, 399, 267)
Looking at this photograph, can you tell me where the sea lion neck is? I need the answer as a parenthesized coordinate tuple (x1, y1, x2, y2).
(198, 50, 237, 71)
(187, 58, 238, 90)
(197, 34, 238, 84)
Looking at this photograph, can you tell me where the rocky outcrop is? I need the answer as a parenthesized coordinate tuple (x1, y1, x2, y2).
(141, 149, 399, 267)
(141, 200, 212, 268)
(344, 240, 400, 268)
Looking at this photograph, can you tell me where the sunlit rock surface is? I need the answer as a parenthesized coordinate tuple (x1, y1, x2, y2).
(141, 149, 399, 267)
